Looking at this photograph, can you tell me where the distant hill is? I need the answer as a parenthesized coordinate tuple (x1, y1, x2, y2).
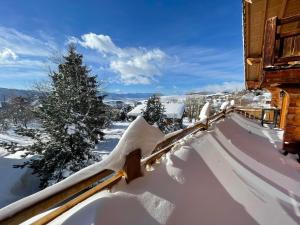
(0, 87, 155, 101)
(0, 88, 40, 101)
(105, 92, 154, 100)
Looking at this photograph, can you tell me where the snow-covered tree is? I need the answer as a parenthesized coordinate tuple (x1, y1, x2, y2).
(143, 95, 165, 131)
(4, 45, 108, 188)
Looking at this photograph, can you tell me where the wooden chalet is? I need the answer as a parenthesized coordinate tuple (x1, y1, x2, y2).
(243, 0, 300, 153)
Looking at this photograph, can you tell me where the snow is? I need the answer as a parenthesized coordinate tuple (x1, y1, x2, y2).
(220, 101, 229, 111)
(0, 120, 131, 209)
(127, 103, 185, 119)
(96, 121, 130, 154)
(127, 104, 145, 117)
(96, 116, 164, 171)
(163, 103, 185, 119)
(24, 113, 300, 225)
(0, 149, 40, 208)
(0, 117, 164, 217)
(230, 100, 235, 106)
(198, 102, 210, 123)
(0, 130, 39, 208)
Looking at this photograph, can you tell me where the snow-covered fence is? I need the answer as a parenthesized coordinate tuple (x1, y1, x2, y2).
(0, 108, 236, 225)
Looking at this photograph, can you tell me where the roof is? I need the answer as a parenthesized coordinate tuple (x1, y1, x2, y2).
(127, 103, 185, 119)
(243, 0, 300, 89)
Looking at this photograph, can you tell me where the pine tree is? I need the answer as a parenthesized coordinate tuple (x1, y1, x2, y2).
(5, 45, 108, 188)
(143, 95, 165, 130)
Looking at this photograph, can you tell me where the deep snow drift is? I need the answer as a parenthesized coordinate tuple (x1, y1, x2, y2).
(23, 114, 300, 225)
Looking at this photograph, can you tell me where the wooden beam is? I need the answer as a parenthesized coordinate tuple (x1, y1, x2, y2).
(276, 55, 300, 64)
(278, 0, 288, 19)
(261, 0, 269, 53)
(262, 17, 278, 68)
(246, 57, 262, 65)
(263, 67, 300, 85)
(279, 15, 300, 25)
(279, 29, 300, 39)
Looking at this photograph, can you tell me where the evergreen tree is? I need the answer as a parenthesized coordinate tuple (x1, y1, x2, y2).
(4, 45, 108, 188)
(143, 95, 165, 130)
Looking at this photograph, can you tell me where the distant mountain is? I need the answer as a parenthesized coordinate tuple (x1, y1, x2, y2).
(104, 92, 155, 100)
(0, 88, 40, 101)
(0, 87, 155, 101)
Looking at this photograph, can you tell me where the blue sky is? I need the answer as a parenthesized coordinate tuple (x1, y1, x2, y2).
(0, 0, 244, 94)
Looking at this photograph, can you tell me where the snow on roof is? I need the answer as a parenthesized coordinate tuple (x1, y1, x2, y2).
(127, 104, 145, 117)
(25, 114, 300, 225)
(127, 103, 185, 119)
(163, 103, 185, 119)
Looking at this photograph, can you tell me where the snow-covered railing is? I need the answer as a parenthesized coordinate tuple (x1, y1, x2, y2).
(0, 108, 235, 225)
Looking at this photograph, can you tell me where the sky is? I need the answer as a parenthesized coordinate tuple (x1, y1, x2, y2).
(0, 0, 245, 94)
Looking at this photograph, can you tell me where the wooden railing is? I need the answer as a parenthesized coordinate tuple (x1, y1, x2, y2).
(235, 107, 280, 127)
(263, 15, 300, 68)
(0, 108, 233, 225)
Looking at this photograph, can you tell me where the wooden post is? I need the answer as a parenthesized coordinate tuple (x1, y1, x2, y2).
(261, 108, 265, 126)
(262, 17, 277, 68)
(123, 149, 143, 184)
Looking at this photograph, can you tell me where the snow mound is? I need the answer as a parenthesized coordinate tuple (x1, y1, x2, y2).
(220, 101, 229, 111)
(199, 102, 210, 124)
(101, 116, 164, 171)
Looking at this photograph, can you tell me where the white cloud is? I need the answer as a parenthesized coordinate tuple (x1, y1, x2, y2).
(198, 81, 245, 93)
(0, 48, 17, 61)
(0, 27, 57, 80)
(0, 26, 56, 57)
(72, 33, 167, 84)
(164, 46, 243, 80)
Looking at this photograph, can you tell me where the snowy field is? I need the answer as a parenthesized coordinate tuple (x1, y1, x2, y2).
(0, 121, 132, 209)
(0, 130, 39, 208)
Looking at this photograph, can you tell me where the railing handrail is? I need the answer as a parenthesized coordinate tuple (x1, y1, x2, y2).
(0, 108, 234, 225)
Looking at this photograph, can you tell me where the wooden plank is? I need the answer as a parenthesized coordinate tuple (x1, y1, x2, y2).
(280, 92, 289, 129)
(246, 57, 262, 65)
(279, 15, 300, 25)
(262, 17, 278, 68)
(31, 172, 123, 225)
(279, 29, 300, 39)
(276, 55, 300, 64)
(263, 67, 300, 85)
(0, 169, 114, 225)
